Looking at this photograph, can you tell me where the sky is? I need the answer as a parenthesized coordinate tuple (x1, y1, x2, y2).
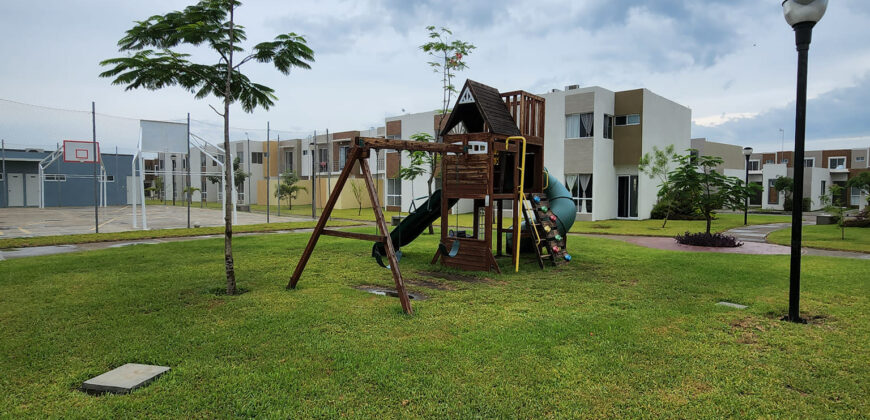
(0, 0, 868, 155)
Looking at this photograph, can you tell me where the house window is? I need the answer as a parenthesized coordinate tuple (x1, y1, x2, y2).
(748, 160, 760, 171)
(781, 158, 789, 164)
(566, 174, 592, 213)
(0, 173, 3, 181)
(318, 148, 329, 173)
(804, 158, 814, 167)
(386, 135, 400, 140)
(251, 152, 263, 164)
(829, 157, 846, 169)
(856, 156, 866, 162)
(566, 113, 593, 138)
(158, 159, 164, 170)
(284, 150, 294, 172)
(614, 114, 640, 126)
(387, 178, 402, 207)
(339, 146, 350, 170)
(765, 159, 774, 165)
(603, 115, 613, 139)
(821, 180, 826, 196)
(102, 175, 115, 182)
(172, 160, 177, 170)
(45, 174, 67, 182)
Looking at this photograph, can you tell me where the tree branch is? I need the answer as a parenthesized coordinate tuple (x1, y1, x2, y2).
(209, 103, 224, 117)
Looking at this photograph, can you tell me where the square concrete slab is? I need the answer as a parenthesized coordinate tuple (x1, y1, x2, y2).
(81, 363, 170, 394)
(717, 301, 748, 309)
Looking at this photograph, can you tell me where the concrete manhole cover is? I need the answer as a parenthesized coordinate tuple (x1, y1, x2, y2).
(354, 286, 428, 300)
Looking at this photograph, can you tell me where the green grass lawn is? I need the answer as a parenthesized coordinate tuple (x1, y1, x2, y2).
(767, 224, 870, 253)
(1, 230, 868, 417)
(571, 213, 792, 237)
(0, 220, 357, 249)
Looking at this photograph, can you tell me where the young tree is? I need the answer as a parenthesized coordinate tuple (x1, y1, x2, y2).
(420, 28, 473, 230)
(151, 176, 165, 202)
(100, 0, 313, 295)
(274, 170, 305, 214)
(408, 133, 440, 232)
(350, 180, 365, 216)
(638, 144, 678, 228)
(183, 186, 201, 205)
(398, 150, 427, 215)
(421, 26, 476, 138)
(669, 151, 758, 234)
(820, 184, 848, 240)
(774, 176, 795, 210)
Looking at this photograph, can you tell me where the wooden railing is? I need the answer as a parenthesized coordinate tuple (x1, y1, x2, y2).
(501, 90, 545, 138)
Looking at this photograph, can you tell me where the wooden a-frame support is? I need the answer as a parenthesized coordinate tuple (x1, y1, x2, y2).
(288, 137, 465, 315)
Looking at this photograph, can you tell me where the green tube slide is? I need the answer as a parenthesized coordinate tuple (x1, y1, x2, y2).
(507, 169, 576, 251)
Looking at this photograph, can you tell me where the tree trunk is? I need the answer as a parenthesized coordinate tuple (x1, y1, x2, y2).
(222, 5, 237, 295)
(427, 176, 434, 234)
(705, 213, 712, 235)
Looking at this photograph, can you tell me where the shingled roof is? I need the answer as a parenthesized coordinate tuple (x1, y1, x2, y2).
(439, 80, 521, 137)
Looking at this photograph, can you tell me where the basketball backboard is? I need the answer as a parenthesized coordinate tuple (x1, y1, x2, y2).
(63, 140, 101, 163)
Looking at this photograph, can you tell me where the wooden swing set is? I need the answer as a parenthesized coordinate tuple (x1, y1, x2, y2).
(287, 137, 464, 315)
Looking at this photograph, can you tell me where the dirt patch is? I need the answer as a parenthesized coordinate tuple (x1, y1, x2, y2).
(590, 224, 612, 229)
(729, 316, 773, 345)
(416, 270, 505, 285)
(405, 279, 456, 291)
(206, 299, 226, 309)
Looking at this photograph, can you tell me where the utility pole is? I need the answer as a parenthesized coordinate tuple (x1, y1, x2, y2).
(311, 130, 317, 219)
(246, 133, 251, 206)
(266, 121, 270, 223)
(186, 113, 191, 228)
(92, 102, 99, 233)
(2, 139, 7, 208)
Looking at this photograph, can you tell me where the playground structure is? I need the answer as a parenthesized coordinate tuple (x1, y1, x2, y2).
(289, 80, 576, 314)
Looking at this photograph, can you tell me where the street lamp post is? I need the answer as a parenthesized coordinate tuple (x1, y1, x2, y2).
(743, 147, 753, 225)
(309, 138, 316, 220)
(782, 0, 827, 323)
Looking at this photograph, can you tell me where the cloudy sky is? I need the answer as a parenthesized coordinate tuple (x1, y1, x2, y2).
(1, 0, 868, 154)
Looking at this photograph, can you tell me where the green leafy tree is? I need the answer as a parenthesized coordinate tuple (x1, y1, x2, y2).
(774, 176, 795, 210)
(150, 176, 165, 202)
(274, 170, 306, 214)
(100, 0, 314, 294)
(820, 185, 848, 240)
(409, 133, 440, 232)
(847, 172, 870, 208)
(399, 150, 427, 214)
(638, 144, 678, 228)
(669, 150, 759, 234)
(182, 186, 201, 206)
(207, 156, 249, 195)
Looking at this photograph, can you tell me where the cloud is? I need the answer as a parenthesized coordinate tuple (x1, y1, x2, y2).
(693, 72, 870, 151)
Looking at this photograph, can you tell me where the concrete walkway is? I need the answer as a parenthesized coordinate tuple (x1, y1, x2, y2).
(0, 226, 330, 261)
(576, 221, 870, 260)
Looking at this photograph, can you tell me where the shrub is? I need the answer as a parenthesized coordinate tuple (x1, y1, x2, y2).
(675, 232, 743, 247)
(844, 208, 870, 228)
(803, 197, 812, 211)
(650, 199, 704, 220)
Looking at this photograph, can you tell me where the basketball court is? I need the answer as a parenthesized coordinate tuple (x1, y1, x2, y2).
(0, 205, 311, 238)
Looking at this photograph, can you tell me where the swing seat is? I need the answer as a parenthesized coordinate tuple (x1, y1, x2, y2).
(372, 246, 403, 269)
(439, 240, 460, 258)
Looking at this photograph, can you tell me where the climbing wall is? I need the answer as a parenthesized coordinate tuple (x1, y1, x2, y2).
(527, 194, 571, 266)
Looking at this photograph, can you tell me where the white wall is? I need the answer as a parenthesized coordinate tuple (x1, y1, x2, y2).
(639, 89, 691, 220)
(592, 138, 616, 221)
(391, 111, 448, 213)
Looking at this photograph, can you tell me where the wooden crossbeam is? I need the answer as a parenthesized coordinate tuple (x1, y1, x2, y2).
(354, 136, 464, 154)
(321, 229, 386, 242)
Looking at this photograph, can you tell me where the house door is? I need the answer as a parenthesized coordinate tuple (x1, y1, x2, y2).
(617, 175, 638, 218)
(7, 173, 24, 207)
(25, 174, 39, 206)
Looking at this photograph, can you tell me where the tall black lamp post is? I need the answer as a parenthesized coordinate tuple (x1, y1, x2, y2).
(743, 147, 753, 225)
(782, 0, 827, 323)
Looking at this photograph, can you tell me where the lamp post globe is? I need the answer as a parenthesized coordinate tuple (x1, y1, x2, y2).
(782, 0, 825, 323)
(743, 147, 753, 225)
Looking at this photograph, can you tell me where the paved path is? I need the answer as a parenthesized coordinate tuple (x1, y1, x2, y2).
(0, 205, 311, 239)
(577, 221, 870, 260)
(0, 227, 323, 261)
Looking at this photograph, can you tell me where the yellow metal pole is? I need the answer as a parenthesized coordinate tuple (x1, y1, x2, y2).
(505, 136, 527, 272)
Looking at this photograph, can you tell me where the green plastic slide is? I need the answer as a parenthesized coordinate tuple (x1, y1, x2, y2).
(372, 189, 458, 264)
